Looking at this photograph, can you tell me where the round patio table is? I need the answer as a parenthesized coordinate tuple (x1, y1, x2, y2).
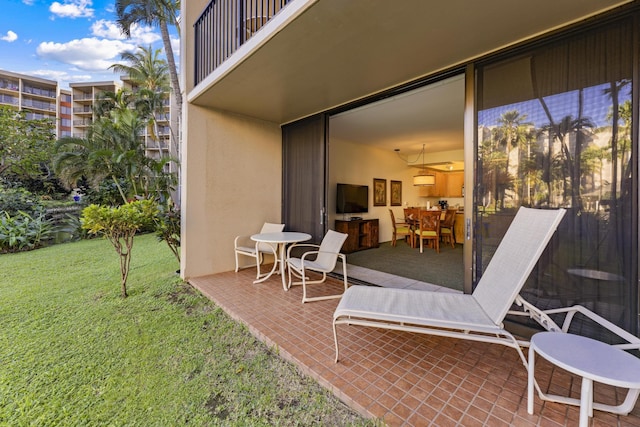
(251, 232, 311, 291)
(528, 331, 640, 427)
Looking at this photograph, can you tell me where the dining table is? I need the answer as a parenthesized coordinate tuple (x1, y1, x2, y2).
(250, 231, 312, 290)
(404, 208, 442, 248)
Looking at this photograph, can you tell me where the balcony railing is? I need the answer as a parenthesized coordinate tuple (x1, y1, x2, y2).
(194, 0, 292, 85)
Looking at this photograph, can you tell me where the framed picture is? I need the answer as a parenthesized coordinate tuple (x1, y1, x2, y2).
(390, 180, 402, 206)
(373, 178, 386, 206)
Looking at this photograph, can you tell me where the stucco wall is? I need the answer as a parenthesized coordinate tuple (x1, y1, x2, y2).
(181, 105, 281, 279)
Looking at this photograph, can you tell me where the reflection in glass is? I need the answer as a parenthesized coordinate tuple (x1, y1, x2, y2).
(476, 19, 636, 338)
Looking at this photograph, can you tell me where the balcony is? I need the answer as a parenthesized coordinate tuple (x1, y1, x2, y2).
(22, 85, 56, 99)
(0, 94, 18, 106)
(194, 0, 292, 85)
(21, 98, 56, 112)
(0, 80, 19, 92)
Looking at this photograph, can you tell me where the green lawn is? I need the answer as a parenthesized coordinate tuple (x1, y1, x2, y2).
(0, 234, 372, 426)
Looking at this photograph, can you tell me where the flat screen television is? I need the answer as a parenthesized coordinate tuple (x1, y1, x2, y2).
(336, 183, 368, 214)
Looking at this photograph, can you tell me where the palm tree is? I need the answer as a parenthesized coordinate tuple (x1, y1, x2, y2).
(110, 45, 170, 93)
(54, 102, 167, 204)
(110, 46, 171, 158)
(491, 110, 531, 209)
(114, 0, 181, 122)
(543, 114, 595, 208)
(115, 0, 181, 202)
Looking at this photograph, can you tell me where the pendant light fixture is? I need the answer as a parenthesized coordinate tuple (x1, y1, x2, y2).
(413, 144, 435, 186)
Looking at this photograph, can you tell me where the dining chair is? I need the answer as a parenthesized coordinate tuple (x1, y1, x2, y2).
(440, 207, 458, 248)
(413, 210, 441, 253)
(404, 207, 420, 248)
(389, 209, 411, 247)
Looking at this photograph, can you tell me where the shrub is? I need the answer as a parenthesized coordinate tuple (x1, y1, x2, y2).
(0, 211, 53, 253)
(154, 202, 180, 263)
(81, 200, 158, 297)
(0, 187, 44, 217)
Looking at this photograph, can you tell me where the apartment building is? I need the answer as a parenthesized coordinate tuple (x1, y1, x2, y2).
(0, 69, 175, 168)
(0, 69, 61, 137)
(69, 80, 121, 139)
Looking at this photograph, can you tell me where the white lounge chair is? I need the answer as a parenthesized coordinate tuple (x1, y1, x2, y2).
(287, 229, 348, 303)
(234, 222, 285, 280)
(334, 206, 640, 419)
(333, 207, 567, 365)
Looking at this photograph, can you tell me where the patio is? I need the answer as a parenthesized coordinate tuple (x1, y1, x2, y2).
(189, 266, 640, 426)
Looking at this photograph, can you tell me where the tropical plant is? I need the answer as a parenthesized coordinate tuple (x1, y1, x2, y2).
(111, 45, 170, 92)
(0, 210, 53, 253)
(491, 110, 532, 209)
(81, 199, 158, 297)
(115, 0, 182, 155)
(0, 106, 56, 184)
(0, 186, 44, 217)
(154, 201, 180, 263)
(110, 45, 173, 158)
(54, 96, 176, 205)
(543, 114, 596, 208)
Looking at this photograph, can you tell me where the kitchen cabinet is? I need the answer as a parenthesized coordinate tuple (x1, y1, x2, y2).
(446, 172, 464, 197)
(418, 171, 464, 197)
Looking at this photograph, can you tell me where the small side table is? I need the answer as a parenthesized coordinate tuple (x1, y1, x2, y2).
(528, 331, 640, 427)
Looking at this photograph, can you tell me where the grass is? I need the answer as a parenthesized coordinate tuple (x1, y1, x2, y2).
(0, 234, 373, 426)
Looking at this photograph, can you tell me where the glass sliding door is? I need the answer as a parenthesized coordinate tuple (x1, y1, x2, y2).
(475, 18, 637, 337)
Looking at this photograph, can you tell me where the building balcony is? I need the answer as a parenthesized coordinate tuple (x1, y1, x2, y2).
(0, 94, 18, 106)
(0, 80, 19, 91)
(22, 86, 57, 99)
(73, 94, 94, 102)
(21, 99, 57, 112)
(194, 0, 292, 85)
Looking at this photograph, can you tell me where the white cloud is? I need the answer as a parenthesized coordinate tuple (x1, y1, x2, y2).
(1, 31, 18, 42)
(90, 20, 125, 40)
(50, 0, 94, 19)
(26, 69, 101, 90)
(91, 19, 160, 45)
(36, 37, 136, 71)
(170, 36, 180, 58)
(22, 0, 35, 5)
(29, 69, 89, 81)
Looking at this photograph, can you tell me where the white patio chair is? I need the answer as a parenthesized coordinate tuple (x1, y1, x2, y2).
(234, 222, 285, 280)
(286, 229, 348, 303)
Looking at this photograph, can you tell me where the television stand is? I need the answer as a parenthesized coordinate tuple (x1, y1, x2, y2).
(335, 219, 379, 253)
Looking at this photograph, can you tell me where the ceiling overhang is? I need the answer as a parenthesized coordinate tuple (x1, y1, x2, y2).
(188, 0, 632, 125)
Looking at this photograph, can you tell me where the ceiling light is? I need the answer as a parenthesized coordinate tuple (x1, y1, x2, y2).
(413, 144, 435, 186)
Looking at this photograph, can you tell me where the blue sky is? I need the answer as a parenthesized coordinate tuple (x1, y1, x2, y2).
(0, 0, 179, 89)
